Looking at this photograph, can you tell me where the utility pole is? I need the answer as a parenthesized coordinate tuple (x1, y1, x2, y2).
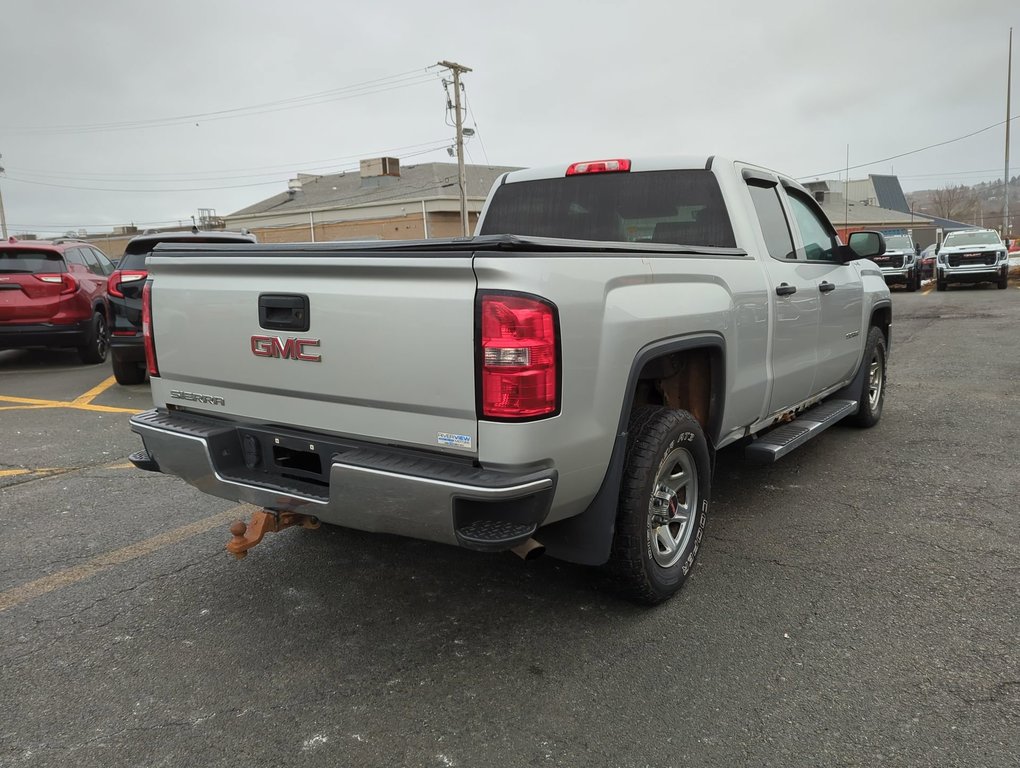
(0, 153, 8, 240)
(1004, 28, 1013, 241)
(438, 60, 472, 236)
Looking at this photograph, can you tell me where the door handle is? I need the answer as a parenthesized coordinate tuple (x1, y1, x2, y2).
(776, 283, 797, 296)
(258, 294, 311, 332)
(818, 281, 836, 293)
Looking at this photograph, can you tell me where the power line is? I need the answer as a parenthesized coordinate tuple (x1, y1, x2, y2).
(0, 68, 442, 136)
(1, 145, 453, 193)
(797, 114, 1020, 180)
(3, 139, 455, 183)
(464, 91, 490, 166)
(898, 165, 1020, 180)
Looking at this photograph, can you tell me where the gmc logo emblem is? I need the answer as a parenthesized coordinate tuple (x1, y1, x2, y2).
(250, 335, 321, 362)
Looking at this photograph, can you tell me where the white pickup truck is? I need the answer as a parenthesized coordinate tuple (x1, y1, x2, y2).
(129, 156, 891, 604)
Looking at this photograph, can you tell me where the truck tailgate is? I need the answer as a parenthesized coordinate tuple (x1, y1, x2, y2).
(147, 252, 479, 455)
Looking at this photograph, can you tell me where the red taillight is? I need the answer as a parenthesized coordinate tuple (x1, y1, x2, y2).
(34, 273, 78, 295)
(565, 159, 631, 176)
(142, 281, 159, 377)
(479, 293, 558, 419)
(108, 269, 147, 298)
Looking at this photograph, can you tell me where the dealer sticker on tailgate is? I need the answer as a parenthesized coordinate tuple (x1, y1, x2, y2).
(438, 432, 473, 450)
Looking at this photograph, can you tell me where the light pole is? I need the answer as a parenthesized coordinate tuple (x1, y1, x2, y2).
(0, 153, 8, 240)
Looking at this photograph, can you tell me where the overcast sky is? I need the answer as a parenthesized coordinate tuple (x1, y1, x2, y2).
(1, 0, 1016, 235)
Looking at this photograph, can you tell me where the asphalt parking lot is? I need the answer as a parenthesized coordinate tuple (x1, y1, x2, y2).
(1, 281, 1018, 768)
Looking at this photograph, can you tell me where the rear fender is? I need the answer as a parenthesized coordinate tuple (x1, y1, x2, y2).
(539, 334, 725, 565)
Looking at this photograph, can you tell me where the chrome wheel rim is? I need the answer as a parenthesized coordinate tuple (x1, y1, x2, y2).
(868, 353, 883, 410)
(648, 446, 698, 568)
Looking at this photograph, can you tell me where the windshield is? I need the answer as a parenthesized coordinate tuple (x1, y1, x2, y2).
(479, 170, 736, 248)
(943, 230, 1001, 248)
(883, 235, 912, 249)
(0, 249, 66, 274)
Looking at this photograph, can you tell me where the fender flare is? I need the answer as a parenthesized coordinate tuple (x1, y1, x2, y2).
(539, 333, 726, 566)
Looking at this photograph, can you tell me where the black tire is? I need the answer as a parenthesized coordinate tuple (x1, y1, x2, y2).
(112, 355, 147, 385)
(608, 406, 712, 605)
(936, 278, 947, 292)
(78, 312, 109, 364)
(904, 272, 916, 292)
(848, 326, 886, 428)
(997, 273, 1008, 289)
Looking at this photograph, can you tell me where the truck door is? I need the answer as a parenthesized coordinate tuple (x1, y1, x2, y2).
(744, 176, 820, 412)
(781, 187, 865, 394)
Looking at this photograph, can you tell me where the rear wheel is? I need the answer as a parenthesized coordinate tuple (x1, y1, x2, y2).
(848, 326, 886, 428)
(608, 407, 711, 605)
(112, 355, 147, 385)
(78, 312, 109, 364)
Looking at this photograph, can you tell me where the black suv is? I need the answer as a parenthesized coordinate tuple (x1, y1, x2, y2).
(107, 230, 257, 384)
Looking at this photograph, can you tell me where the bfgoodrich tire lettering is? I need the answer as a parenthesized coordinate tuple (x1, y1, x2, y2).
(609, 406, 712, 605)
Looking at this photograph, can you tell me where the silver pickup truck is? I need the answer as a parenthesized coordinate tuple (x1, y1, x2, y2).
(129, 156, 891, 604)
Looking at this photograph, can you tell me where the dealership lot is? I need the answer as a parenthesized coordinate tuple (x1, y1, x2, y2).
(1, 285, 1018, 767)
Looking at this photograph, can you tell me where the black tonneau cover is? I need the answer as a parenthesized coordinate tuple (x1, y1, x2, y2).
(153, 234, 747, 258)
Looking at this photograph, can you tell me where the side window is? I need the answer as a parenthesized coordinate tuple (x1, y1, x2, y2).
(64, 248, 86, 270)
(785, 191, 839, 262)
(90, 247, 115, 275)
(79, 247, 104, 276)
(747, 183, 796, 261)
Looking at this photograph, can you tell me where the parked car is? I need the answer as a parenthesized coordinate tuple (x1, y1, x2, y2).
(0, 237, 114, 363)
(108, 230, 257, 384)
(919, 244, 937, 280)
(871, 234, 920, 290)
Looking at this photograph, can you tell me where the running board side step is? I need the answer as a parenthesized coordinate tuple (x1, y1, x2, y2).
(744, 399, 858, 464)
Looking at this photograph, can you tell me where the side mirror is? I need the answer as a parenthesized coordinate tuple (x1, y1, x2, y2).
(845, 231, 886, 261)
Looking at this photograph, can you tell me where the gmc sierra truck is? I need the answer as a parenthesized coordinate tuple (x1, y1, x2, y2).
(128, 156, 891, 604)
(872, 233, 920, 291)
(935, 227, 1009, 291)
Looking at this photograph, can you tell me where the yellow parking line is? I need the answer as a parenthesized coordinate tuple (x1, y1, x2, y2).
(921, 284, 934, 295)
(0, 404, 60, 412)
(0, 465, 56, 477)
(0, 394, 141, 414)
(0, 505, 257, 613)
(72, 375, 117, 405)
(0, 459, 143, 481)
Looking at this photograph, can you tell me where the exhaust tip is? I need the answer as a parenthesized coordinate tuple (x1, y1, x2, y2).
(511, 538, 545, 561)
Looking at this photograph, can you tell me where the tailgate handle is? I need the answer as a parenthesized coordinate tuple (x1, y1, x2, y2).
(258, 294, 310, 332)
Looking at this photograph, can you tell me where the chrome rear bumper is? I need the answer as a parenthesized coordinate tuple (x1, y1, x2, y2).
(130, 409, 556, 550)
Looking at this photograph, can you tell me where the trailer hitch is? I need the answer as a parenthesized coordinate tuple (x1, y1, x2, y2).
(226, 509, 320, 559)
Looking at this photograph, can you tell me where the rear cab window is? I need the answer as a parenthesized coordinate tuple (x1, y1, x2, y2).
(0, 250, 67, 274)
(479, 169, 736, 248)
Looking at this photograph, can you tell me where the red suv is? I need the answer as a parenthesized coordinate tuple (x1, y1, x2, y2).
(0, 237, 114, 364)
